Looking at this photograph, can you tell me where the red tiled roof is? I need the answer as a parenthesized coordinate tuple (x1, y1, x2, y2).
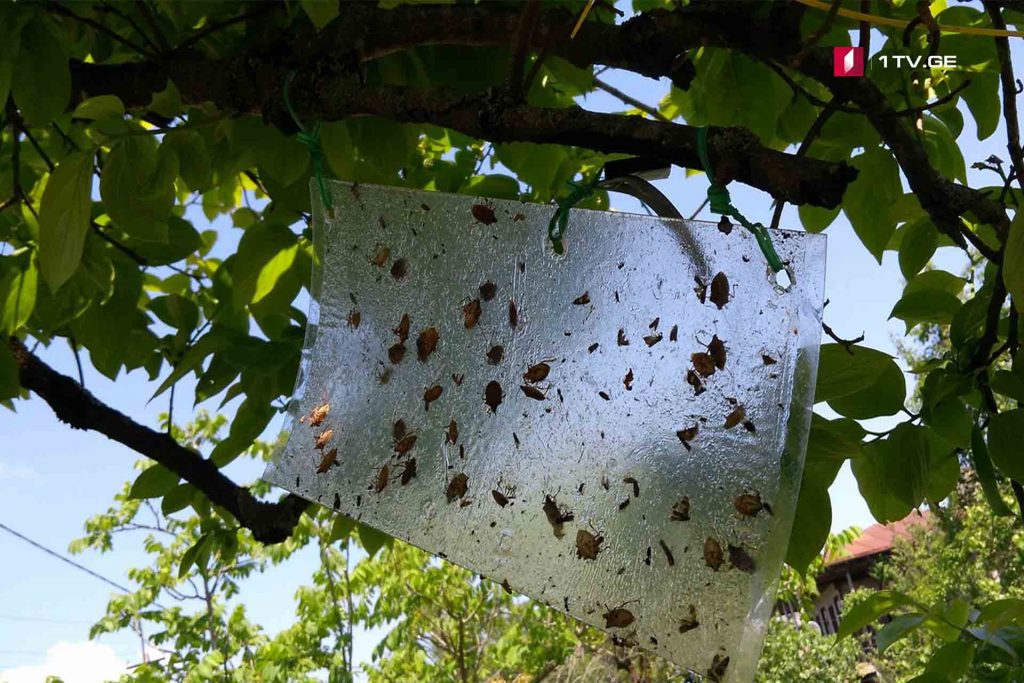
(825, 511, 931, 566)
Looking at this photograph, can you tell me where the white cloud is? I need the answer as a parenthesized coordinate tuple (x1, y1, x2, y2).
(0, 641, 126, 683)
(0, 462, 39, 481)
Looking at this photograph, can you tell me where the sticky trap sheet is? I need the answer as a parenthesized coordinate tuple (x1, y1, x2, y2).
(264, 180, 826, 682)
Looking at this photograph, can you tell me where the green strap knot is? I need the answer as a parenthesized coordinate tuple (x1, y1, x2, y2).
(284, 71, 332, 213)
(697, 127, 784, 273)
(547, 174, 602, 255)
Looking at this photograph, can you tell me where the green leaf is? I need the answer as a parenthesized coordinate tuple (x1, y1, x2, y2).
(798, 204, 840, 234)
(330, 514, 358, 544)
(148, 80, 182, 119)
(99, 136, 178, 242)
(72, 95, 125, 121)
(899, 218, 939, 279)
(845, 147, 902, 262)
(906, 269, 968, 297)
(961, 72, 1000, 141)
(179, 532, 212, 579)
(461, 174, 521, 200)
(994, 369, 1024, 403)
(877, 613, 926, 652)
(972, 425, 1014, 517)
(253, 244, 300, 304)
(836, 590, 915, 640)
(852, 434, 920, 522)
(38, 152, 95, 291)
(12, 16, 70, 125)
(209, 397, 276, 467)
(890, 290, 963, 330)
(1005, 210, 1024, 314)
(925, 641, 976, 681)
(0, 344, 19, 401)
(830, 360, 906, 419)
(161, 483, 196, 516)
(301, 0, 339, 29)
(815, 344, 895, 402)
(988, 409, 1024, 486)
(785, 469, 832, 573)
(0, 251, 38, 334)
(806, 414, 865, 461)
(357, 522, 391, 558)
(128, 464, 180, 500)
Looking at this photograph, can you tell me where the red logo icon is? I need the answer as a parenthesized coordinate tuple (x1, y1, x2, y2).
(833, 47, 864, 77)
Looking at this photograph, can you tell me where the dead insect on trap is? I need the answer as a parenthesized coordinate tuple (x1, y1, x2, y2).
(264, 159, 825, 681)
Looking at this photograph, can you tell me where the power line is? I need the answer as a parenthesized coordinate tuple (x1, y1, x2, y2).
(0, 522, 133, 594)
(0, 613, 93, 624)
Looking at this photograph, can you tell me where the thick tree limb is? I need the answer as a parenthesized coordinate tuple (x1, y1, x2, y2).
(11, 339, 311, 544)
(65, 2, 855, 209)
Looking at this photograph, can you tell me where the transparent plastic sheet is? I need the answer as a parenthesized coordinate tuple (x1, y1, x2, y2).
(263, 180, 826, 682)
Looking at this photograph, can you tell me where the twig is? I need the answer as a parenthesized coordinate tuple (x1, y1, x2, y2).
(176, 5, 277, 52)
(988, 4, 1024, 195)
(96, 1, 160, 55)
(771, 97, 843, 230)
(958, 219, 1001, 263)
(136, 1, 172, 54)
(19, 125, 55, 172)
(822, 321, 865, 353)
(69, 336, 85, 387)
(593, 77, 670, 122)
(508, 0, 542, 100)
(687, 197, 709, 221)
(48, 4, 154, 58)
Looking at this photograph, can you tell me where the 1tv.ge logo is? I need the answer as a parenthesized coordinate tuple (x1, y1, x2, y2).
(833, 47, 958, 77)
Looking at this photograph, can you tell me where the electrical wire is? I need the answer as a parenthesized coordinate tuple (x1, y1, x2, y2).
(794, 0, 1024, 39)
(0, 522, 133, 594)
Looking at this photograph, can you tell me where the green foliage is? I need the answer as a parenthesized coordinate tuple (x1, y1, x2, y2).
(2, 1, 1023, 679)
(755, 619, 863, 683)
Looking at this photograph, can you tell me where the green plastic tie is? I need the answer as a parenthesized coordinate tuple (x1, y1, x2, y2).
(548, 174, 602, 255)
(696, 127, 784, 273)
(283, 71, 332, 213)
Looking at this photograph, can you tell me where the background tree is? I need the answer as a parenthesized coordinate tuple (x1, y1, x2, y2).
(5, 0, 1024, 679)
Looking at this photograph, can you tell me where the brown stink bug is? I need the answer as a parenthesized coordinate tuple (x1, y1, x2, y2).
(302, 401, 330, 427)
(394, 313, 410, 342)
(676, 425, 698, 451)
(423, 385, 443, 411)
(520, 385, 546, 401)
(686, 369, 705, 395)
(390, 258, 409, 280)
(508, 300, 519, 328)
(314, 428, 334, 450)
(471, 204, 497, 225)
(445, 419, 458, 445)
(394, 434, 418, 456)
(388, 343, 406, 364)
(670, 497, 691, 521)
(486, 345, 504, 365)
(703, 537, 724, 571)
(708, 335, 727, 369)
(462, 299, 482, 329)
(762, 354, 778, 365)
(523, 361, 550, 383)
(724, 404, 746, 429)
(373, 464, 390, 493)
(734, 491, 766, 517)
(709, 272, 729, 309)
(392, 419, 407, 441)
(707, 654, 730, 683)
(729, 544, 757, 573)
(691, 352, 716, 377)
(370, 244, 390, 268)
(479, 281, 497, 301)
(602, 605, 635, 629)
(575, 528, 604, 560)
(484, 381, 503, 412)
(400, 458, 417, 485)
(643, 334, 662, 347)
(492, 489, 509, 507)
(417, 327, 439, 362)
(446, 473, 469, 502)
(617, 329, 629, 346)
(623, 369, 634, 391)
(542, 495, 573, 539)
(669, 324, 678, 342)
(315, 447, 338, 474)
(679, 605, 699, 634)
(572, 292, 590, 305)
(347, 309, 361, 329)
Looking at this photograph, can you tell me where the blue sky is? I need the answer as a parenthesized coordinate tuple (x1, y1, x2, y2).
(0, 13, 1019, 682)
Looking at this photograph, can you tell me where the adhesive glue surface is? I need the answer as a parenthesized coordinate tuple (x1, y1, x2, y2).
(264, 180, 826, 682)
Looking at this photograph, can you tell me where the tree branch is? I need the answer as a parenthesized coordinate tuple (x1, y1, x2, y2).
(11, 338, 310, 544)
(64, 1, 854, 209)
